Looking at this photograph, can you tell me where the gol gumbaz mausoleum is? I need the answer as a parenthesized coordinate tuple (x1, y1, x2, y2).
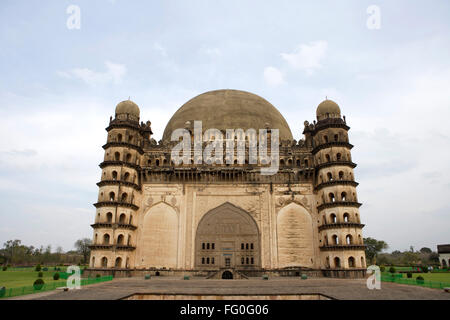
(87, 89, 367, 279)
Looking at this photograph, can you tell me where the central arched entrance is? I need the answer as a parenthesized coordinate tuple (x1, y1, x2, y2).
(222, 271, 233, 279)
(195, 202, 260, 270)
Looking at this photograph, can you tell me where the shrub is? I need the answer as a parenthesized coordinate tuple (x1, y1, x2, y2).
(43, 267, 48, 271)
(53, 273, 60, 280)
(2, 266, 7, 271)
(38, 271, 43, 277)
(416, 276, 424, 284)
(0, 286, 5, 298)
(407, 272, 412, 278)
(380, 265, 385, 272)
(96, 274, 101, 278)
(35, 264, 41, 272)
(421, 266, 429, 273)
(389, 267, 396, 273)
(33, 278, 45, 290)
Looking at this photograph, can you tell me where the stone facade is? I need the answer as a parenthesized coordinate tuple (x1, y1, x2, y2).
(88, 90, 367, 278)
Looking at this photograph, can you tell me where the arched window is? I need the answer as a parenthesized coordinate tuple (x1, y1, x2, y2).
(124, 172, 130, 181)
(355, 213, 360, 223)
(106, 212, 113, 223)
(280, 159, 285, 166)
(207, 243, 210, 250)
(324, 135, 328, 143)
(94, 233, 98, 243)
(334, 257, 341, 268)
(114, 152, 120, 161)
(329, 193, 335, 202)
(341, 192, 347, 201)
(361, 257, 365, 268)
(109, 192, 115, 201)
(358, 235, 362, 244)
(121, 193, 128, 202)
(91, 256, 95, 268)
(115, 257, 122, 268)
(304, 159, 309, 167)
(336, 153, 341, 161)
(241, 257, 245, 264)
(128, 135, 133, 143)
(211, 243, 215, 250)
(246, 257, 249, 264)
(103, 234, 110, 244)
(112, 171, 118, 180)
(202, 257, 205, 264)
(156, 159, 160, 166)
(332, 235, 339, 245)
(296, 159, 300, 166)
(117, 234, 124, 245)
(251, 257, 254, 264)
(346, 234, 353, 245)
(327, 172, 333, 181)
(117, 134, 122, 142)
(324, 236, 328, 245)
(339, 171, 344, 180)
(343, 213, 349, 222)
(211, 257, 215, 264)
(330, 213, 337, 223)
(326, 257, 330, 268)
(250, 243, 254, 250)
(325, 154, 331, 162)
(206, 257, 210, 264)
(348, 257, 355, 268)
(119, 214, 126, 224)
(334, 134, 338, 142)
(246, 243, 249, 250)
(101, 257, 108, 268)
(241, 243, 244, 250)
(202, 243, 205, 250)
(126, 153, 131, 162)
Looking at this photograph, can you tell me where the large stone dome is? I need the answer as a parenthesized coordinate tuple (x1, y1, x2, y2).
(162, 89, 293, 141)
(316, 99, 340, 121)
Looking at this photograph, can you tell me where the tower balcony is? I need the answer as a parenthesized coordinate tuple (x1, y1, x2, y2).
(312, 141, 353, 154)
(315, 160, 357, 171)
(91, 223, 138, 231)
(102, 142, 144, 155)
(97, 180, 140, 191)
(319, 245, 365, 251)
(314, 180, 358, 191)
(317, 201, 362, 212)
(93, 201, 139, 211)
(318, 222, 365, 231)
(99, 160, 140, 171)
(89, 244, 136, 251)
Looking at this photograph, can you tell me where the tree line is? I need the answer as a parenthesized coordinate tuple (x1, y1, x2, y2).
(364, 237, 441, 267)
(0, 238, 92, 266)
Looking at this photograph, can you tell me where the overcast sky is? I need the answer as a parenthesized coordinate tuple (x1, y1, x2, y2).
(0, 0, 449, 252)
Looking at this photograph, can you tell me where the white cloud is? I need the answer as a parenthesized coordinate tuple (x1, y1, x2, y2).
(281, 40, 328, 75)
(154, 42, 168, 57)
(57, 61, 127, 86)
(263, 66, 285, 86)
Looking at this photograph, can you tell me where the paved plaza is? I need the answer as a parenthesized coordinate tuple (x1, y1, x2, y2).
(9, 277, 450, 300)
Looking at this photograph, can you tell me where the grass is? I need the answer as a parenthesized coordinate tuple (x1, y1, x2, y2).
(0, 267, 70, 289)
(409, 272, 450, 282)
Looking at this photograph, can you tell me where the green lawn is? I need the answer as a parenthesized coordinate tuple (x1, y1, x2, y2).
(410, 272, 450, 282)
(0, 268, 67, 289)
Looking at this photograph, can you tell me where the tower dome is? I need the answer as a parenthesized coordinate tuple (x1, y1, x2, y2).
(115, 100, 140, 118)
(162, 89, 293, 141)
(316, 99, 341, 121)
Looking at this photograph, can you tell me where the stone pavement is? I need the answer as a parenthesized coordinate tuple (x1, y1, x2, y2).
(10, 277, 450, 300)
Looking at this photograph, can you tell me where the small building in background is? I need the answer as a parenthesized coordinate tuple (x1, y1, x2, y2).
(437, 244, 450, 268)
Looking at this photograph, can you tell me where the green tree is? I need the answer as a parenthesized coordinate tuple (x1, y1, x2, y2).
(364, 237, 388, 264)
(419, 247, 432, 254)
(74, 238, 92, 264)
